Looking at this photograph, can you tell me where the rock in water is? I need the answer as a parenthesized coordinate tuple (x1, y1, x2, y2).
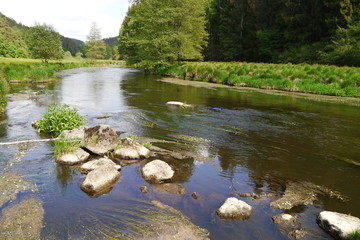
(154, 183, 186, 195)
(142, 160, 174, 182)
(166, 101, 192, 108)
(80, 164, 121, 195)
(113, 138, 151, 160)
(216, 197, 252, 219)
(83, 125, 120, 155)
(80, 157, 120, 174)
(61, 126, 88, 142)
(317, 211, 360, 239)
(56, 148, 90, 165)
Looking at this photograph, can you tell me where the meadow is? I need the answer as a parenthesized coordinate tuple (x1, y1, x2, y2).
(158, 62, 360, 98)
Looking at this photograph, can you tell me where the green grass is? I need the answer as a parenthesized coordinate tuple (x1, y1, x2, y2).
(158, 62, 360, 97)
(54, 134, 82, 157)
(36, 104, 86, 137)
(0, 76, 9, 113)
(143, 142, 152, 149)
(126, 134, 138, 140)
(350, 229, 360, 240)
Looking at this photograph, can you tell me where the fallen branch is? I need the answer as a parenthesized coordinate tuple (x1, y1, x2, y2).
(0, 138, 59, 146)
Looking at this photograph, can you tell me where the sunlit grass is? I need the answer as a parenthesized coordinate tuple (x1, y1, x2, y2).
(159, 62, 360, 97)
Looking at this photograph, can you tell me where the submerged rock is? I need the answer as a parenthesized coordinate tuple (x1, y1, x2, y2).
(142, 160, 174, 182)
(80, 157, 120, 174)
(56, 148, 90, 165)
(272, 213, 297, 225)
(80, 164, 121, 196)
(0, 196, 44, 240)
(0, 173, 37, 208)
(317, 211, 360, 239)
(154, 183, 186, 195)
(216, 197, 252, 220)
(83, 125, 120, 155)
(140, 185, 149, 193)
(270, 181, 348, 210)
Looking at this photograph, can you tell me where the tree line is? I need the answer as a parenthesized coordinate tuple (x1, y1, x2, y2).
(119, 0, 360, 67)
(0, 13, 118, 61)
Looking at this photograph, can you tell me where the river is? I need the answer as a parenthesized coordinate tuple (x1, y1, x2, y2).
(0, 67, 359, 239)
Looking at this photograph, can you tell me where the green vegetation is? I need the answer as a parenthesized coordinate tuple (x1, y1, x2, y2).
(126, 134, 138, 140)
(350, 229, 360, 240)
(54, 134, 82, 157)
(159, 62, 360, 97)
(27, 23, 64, 62)
(143, 142, 152, 149)
(119, 0, 208, 68)
(36, 104, 86, 137)
(85, 22, 107, 59)
(0, 76, 9, 113)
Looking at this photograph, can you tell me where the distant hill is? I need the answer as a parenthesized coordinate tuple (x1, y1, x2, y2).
(103, 37, 118, 47)
(0, 12, 85, 57)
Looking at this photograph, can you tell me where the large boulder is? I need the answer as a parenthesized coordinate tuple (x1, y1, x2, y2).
(113, 138, 151, 160)
(83, 125, 120, 155)
(142, 160, 174, 182)
(317, 211, 360, 239)
(80, 164, 121, 196)
(56, 148, 90, 165)
(80, 157, 121, 174)
(216, 197, 252, 219)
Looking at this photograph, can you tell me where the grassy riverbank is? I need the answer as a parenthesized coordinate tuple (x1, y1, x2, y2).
(157, 62, 360, 98)
(0, 58, 123, 113)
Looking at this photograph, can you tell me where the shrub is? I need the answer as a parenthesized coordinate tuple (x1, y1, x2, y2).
(37, 104, 86, 137)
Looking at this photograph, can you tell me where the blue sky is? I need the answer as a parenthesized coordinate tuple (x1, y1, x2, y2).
(1, 0, 130, 41)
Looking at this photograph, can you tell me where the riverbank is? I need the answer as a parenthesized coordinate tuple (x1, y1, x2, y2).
(0, 58, 124, 113)
(157, 62, 360, 98)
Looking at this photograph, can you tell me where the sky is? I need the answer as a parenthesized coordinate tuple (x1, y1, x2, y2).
(0, 0, 131, 41)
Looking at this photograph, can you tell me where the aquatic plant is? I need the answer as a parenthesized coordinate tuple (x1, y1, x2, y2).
(53, 134, 82, 157)
(350, 229, 360, 240)
(126, 134, 138, 140)
(37, 104, 86, 137)
(143, 142, 152, 149)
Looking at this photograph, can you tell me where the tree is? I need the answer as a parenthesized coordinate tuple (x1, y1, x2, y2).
(27, 23, 63, 62)
(85, 22, 106, 59)
(119, 0, 208, 66)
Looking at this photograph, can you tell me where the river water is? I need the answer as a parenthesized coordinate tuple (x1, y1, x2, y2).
(0, 67, 359, 239)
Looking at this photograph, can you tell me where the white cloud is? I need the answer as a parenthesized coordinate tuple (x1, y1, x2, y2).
(1, 0, 130, 41)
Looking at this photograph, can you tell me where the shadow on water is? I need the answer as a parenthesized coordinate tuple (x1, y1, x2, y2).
(0, 67, 359, 239)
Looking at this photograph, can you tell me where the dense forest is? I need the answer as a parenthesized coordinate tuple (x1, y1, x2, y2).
(120, 0, 360, 66)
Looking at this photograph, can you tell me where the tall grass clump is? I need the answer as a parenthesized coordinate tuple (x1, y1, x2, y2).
(36, 104, 86, 137)
(160, 62, 360, 97)
(0, 76, 9, 113)
(54, 134, 82, 157)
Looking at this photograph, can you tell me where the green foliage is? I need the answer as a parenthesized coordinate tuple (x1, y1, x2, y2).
(27, 23, 64, 63)
(126, 134, 138, 140)
(162, 62, 360, 97)
(36, 104, 86, 137)
(143, 142, 152, 149)
(54, 134, 82, 157)
(85, 23, 107, 59)
(119, 0, 208, 66)
(0, 76, 9, 113)
(350, 229, 360, 240)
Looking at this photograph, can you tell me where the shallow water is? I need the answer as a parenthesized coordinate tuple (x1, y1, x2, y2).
(0, 67, 359, 239)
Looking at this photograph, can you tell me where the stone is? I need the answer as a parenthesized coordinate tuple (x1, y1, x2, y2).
(192, 192, 199, 199)
(56, 148, 90, 165)
(0, 197, 44, 240)
(317, 211, 360, 239)
(142, 160, 174, 182)
(216, 197, 252, 219)
(61, 126, 88, 141)
(113, 138, 151, 160)
(154, 183, 186, 195)
(80, 164, 121, 195)
(140, 186, 149, 193)
(80, 157, 120, 174)
(272, 213, 296, 225)
(166, 101, 192, 108)
(83, 125, 120, 155)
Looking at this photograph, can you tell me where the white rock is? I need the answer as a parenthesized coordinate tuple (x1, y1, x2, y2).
(56, 148, 90, 165)
(80, 164, 121, 195)
(318, 211, 360, 239)
(61, 126, 88, 141)
(166, 101, 192, 108)
(217, 197, 252, 219)
(80, 157, 120, 174)
(114, 147, 140, 159)
(142, 160, 174, 182)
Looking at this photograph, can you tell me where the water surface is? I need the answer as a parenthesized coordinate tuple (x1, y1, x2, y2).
(0, 67, 359, 239)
